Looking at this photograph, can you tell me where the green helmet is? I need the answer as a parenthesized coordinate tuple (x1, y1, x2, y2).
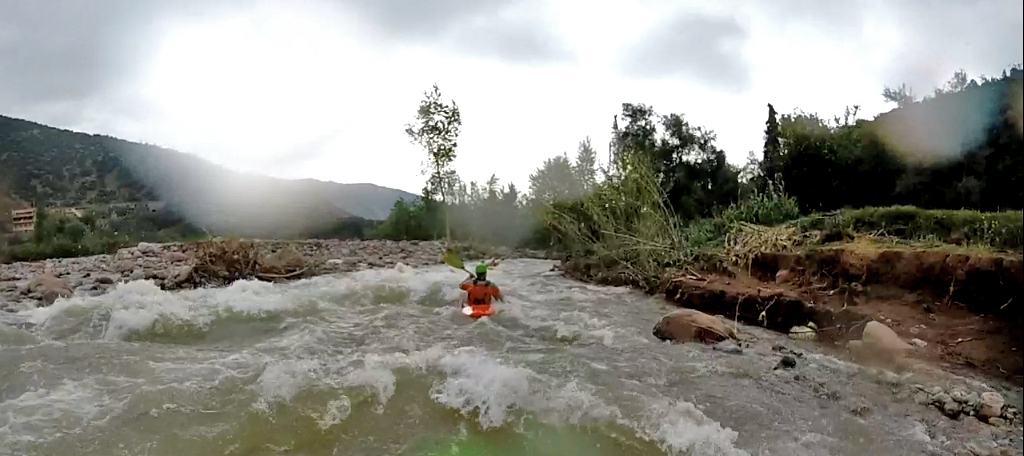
(475, 263, 488, 275)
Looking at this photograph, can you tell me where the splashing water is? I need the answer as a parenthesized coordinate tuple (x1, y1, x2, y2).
(0, 260, 954, 455)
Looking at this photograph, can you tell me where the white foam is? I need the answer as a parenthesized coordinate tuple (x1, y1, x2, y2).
(341, 367, 396, 412)
(252, 360, 316, 409)
(430, 351, 534, 429)
(0, 378, 127, 446)
(641, 400, 749, 456)
(315, 397, 352, 430)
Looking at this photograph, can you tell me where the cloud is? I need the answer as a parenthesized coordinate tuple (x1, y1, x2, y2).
(0, 0, 569, 118)
(882, 0, 1023, 91)
(0, 0, 238, 120)
(621, 12, 751, 92)
(748, 0, 1022, 92)
(333, 0, 573, 63)
(754, 0, 869, 35)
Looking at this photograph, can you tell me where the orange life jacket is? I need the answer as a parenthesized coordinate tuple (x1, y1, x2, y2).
(461, 279, 502, 306)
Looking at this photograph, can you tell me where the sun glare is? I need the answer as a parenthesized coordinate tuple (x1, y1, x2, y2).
(140, 5, 373, 159)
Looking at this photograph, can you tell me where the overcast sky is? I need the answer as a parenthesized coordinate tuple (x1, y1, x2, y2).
(1, 0, 1021, 195)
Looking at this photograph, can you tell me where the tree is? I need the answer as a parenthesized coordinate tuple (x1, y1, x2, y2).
(33, 206, 50, 244)
(405, 84, 462, 242)
(882, 83, 916, 107)
(64, 221, 88, 243)
(942, 69, 971, 93)
(573, 137, 598, 192)
(529, 154, 580, 204)
(760, 103, 781, 188)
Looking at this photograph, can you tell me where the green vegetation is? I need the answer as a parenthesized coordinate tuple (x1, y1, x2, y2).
(791, 206, 1023, 251)
(381, 65, 1023, 285)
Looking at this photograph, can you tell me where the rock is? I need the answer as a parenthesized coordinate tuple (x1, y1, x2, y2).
(653, 308, 737, 344)
(774, 355, 798, 370)
(261, 246, 306, 274)
(915, 392, 931, 405)
(95, 276, 115, 285)
(28, 273, 74, 307)
(987, 417, 1007, 427)
(933, 392, 952, 405)
(860, 320, 914, 357)
(911, 338, 928, 348)
(165, 252, 189, 262)
(979, 392, 1005, 421)
(116, 260, 135, 273)
(137, 242, 160, 254)
(775, 268, 798, 284)
(788, 324, 818, 341)
(34, 274, 74, 305)
(167, 265, 193, 287)
(965, 416, 993, 436)
(941, 399, 963, 418)
(951, 390, 967, 403)
(129, 271, 146, 281)
(964, 391, 981, 409)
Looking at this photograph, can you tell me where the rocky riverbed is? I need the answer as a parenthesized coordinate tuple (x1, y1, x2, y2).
(0, 239, 550, 312)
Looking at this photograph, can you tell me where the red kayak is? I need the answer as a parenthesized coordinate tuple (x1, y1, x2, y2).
(461, 304, 496, 319)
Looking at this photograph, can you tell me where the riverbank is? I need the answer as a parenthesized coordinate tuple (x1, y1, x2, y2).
(559, 242, 1024, 387)
(0, 239, 552, 312)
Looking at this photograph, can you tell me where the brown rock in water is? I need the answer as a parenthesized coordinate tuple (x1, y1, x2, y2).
(848, 321, 915, 367)
(653, 308, 737, 344)
(861, 321, 913, 354)
(28, 273, 74, 307)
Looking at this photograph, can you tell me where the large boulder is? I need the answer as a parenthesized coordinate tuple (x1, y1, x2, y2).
(28, 273, 73, 307)
(847, 320, 916, 366)
(653, 308, 738, 344)
(979, 392, 1005, 422)
(137, 242, 161, 255)
(260, 246, 306, 275)
(860, 320, 914, 355)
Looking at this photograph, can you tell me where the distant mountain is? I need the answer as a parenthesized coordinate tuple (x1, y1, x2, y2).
(0, 115, 417, 238)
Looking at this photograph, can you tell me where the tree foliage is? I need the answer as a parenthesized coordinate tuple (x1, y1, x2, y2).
(405, 84, 462, 241)
(379, 63, 1023, 267)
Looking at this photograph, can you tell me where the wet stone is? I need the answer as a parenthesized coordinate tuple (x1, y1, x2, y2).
(774, 355, 798, 370)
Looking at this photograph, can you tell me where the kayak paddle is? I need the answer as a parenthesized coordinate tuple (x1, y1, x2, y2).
(443, 248, 471, 275)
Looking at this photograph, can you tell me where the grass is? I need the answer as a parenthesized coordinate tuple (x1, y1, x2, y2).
(790, 206, 1023, 252)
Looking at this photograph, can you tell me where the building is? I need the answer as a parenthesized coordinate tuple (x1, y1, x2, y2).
(53, 206, 87, 218)
(8, 205, 87, 235)
(106, 201, 165, 213)
(11, 207, 36, 234)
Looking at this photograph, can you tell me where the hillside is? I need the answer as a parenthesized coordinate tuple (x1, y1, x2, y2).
(0, 115, 417, 238)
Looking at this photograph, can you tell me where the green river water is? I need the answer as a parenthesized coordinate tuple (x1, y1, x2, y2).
(0, 259, 993, 455)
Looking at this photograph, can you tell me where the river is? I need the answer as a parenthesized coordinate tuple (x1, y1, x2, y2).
(0, 259, 994, 455)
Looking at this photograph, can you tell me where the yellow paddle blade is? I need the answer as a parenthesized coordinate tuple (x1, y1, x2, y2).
(443, 249, 465, 270)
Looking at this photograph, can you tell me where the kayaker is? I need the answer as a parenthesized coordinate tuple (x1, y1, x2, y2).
(460, 263, 504, 313)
